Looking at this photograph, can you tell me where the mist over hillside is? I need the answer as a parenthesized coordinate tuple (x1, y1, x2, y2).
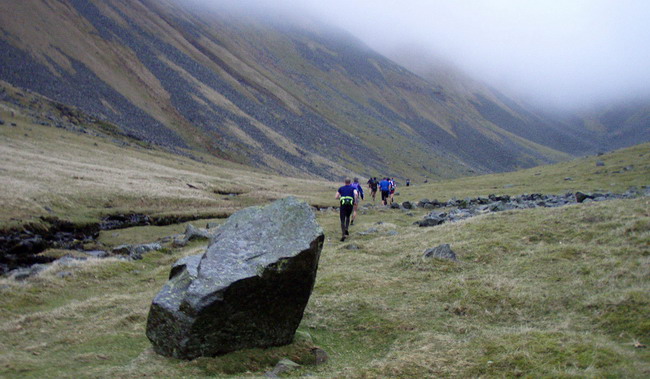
(0, 0, 647, 180)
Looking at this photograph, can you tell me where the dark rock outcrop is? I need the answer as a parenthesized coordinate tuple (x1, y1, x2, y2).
(146, 197, 324, 359)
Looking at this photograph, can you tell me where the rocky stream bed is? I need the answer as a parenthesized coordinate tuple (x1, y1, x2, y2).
(2, 186, 648, 280)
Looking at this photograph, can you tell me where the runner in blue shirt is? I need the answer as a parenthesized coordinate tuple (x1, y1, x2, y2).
(379, 177, 391, 206)
(336, 178, 358, 241)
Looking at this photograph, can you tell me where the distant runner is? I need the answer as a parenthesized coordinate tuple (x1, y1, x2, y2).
(379, 177, 391, 206)
(350, 177, 364, 225)
(336, 177, 358, 241)
(389, 178, 396, 204)
(367, 177, 378, 202)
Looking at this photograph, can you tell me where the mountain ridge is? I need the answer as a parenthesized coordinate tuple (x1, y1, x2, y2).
(1, 0, 645, 180)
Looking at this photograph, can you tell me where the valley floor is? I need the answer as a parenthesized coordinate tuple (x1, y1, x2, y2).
(0, 193, 648, 378)
(0, 101, 649, 377)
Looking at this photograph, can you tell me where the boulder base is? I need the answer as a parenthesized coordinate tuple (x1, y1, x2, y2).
(146, 197, 324, 359)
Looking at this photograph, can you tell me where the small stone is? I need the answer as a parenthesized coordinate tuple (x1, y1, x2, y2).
(401, 201, 414, 209)
(596, 160, 605, 167)
(423, 244, 458, 261)
(265, 359, 301, 377)
(312, 347, 329, 365)
(344, 244, 360, 250)
(172, 237, 187, 247)
(57, 271, 73, 278)
(358, 227, 379, 235)
(575, 192, 592, 203)
(294, 330, 313, 343)
(85, 250, 108, 258)
(184, 224, 212, 241)
(564, 177, 573, 181)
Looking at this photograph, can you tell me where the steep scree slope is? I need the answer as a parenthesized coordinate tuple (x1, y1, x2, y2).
(0, 0, 594, 179)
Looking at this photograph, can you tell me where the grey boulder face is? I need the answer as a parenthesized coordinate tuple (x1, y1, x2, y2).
(146, 197, 325, 359)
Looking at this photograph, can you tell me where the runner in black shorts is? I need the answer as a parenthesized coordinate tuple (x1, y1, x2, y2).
(336, 177, 358, 241)
(379, 177, 391, 206)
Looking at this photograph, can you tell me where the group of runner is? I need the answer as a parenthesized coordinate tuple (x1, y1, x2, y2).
(366, 177, 396, 206)
(335, 176, 397, 241)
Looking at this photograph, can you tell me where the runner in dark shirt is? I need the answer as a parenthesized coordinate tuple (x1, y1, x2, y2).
(367, 177, 378, 202)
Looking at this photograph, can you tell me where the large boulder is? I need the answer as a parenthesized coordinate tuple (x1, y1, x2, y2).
(146, 197, 324, 359)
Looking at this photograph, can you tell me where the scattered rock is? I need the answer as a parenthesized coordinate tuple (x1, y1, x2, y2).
(9, 264, 47, 280)
(0, 119, 4, 125)
(265, 359, 301, 377)
(344, 244, 360, 250)
(358, 227, 379, 235)
(575, 192, 592, 203)
(294, 330, 313, 343)
(389, 202, 400, 209)
(112, 243, 162, 260)
(184, 224, 212, 241)
(564, 177, 573, 181)
(84, 250, 108, 258)
(100, 214, 150, 230)
(172, 237, 187, 248)
(416, 212, 446, 227)
(146, 197, 324, 359)
(401, 201, 414, 209)
(56, 256, 85, 266)
(312, 347, 329, 365)
(206, 222, 220, 229)
(56, 271, 73, 278)
(596, 160, 605, 167)
(423, 244, 458, 261)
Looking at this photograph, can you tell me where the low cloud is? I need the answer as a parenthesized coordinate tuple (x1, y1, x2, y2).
(185, 0, 650, 110)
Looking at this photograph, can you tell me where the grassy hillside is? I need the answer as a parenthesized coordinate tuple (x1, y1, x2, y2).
(0, 0, 594, 181)
(0, 83, 341, 232)
(1, 104, 648, 377)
